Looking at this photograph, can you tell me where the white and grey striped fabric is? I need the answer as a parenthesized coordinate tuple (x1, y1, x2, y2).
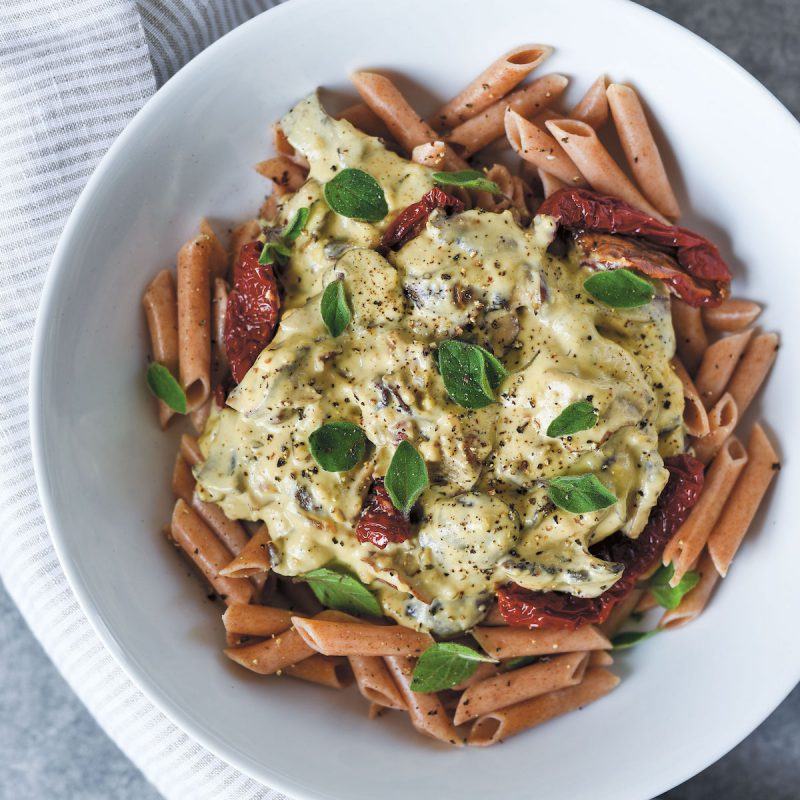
(0, 2, 285, 798)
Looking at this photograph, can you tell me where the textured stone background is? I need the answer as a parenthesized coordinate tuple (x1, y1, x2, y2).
(1, 0, 798, 797)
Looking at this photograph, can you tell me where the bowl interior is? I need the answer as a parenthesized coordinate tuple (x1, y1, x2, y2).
(32, 1, 800, 798)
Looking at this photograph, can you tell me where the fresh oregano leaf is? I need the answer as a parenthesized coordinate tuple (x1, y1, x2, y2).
(145, 362, 187, 414)
(504, 655, 538, 671)
(304, 566, 382, 617)
(323, 168, 388, 222)
(612, 629, 660, 651)
(282, 207, 310, 243)
(258, 209, 309, 264)
(546, 400, 598, 438)
(584, 268, 655, 308)
(437, 340, 507, 409)
(410, 642, 497, 692)
(432, 169, 502, 195)
(308, 421, 366, 472)
(649, 563, 701, 610)
(548, 474, 617, 514)
(320, 280, 352, 337)
(385, 440, 428, 513)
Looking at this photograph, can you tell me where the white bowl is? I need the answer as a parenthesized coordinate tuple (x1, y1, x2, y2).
(31, 0, 800, 797)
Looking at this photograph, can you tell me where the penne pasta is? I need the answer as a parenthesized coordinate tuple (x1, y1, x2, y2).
(570, 75, 609, 130)
(224, 625, 315, 675)
(505, 109, 585, 186)
(472, 625, 610, 659)
(272, 123, 309, 169)
(725, 332, 779, 420)
(659, 550, 719, 629)
(279, 578, 325, 615)
(450, 661, 502, 692)
(291, 617, 432, 657)
(222, 604, 294, 637)
(142, 270, 179, 428)
(662, 437, 748, 585)
(259, 194, 279, 224)
(177, 233, 213, 412)
(606, 83, 680, 219)
(544, 118, 668, 221)
(634, 591, 659, 615)
(211, 277, 229, 376)
(694, 330, 754, 409)
(588, 650, 614, 667)
(707, 424, 780, 577)
(189, 397, 211, 434)
(349, 655, 406, 710)
(446, 73, 568, 157)
(453, 652, 589, 724)
(672, 358, 710, 437)
(336, 102, 394, 141)
(429, 44, 553, 130)
(467, 668, 619, 746)
(255, 156, 308, 195)
(229, 219, 261, 270)
(169, 500, 252, 606)
(692, 392, 738, 465)
(702, 298, 762, 332)
(198, 219, 228, 280)
(219, 525, 272, 578)
(180, 433, 203, 466)
(350, 72, 467, 169)
(537, 166, 567, 198)
(284, 654, 351, 688)
(671, 299, 708, 375)
(410, 141, 447, 168)
(383, 656, 462, 746)
(598, 588, 644, 638)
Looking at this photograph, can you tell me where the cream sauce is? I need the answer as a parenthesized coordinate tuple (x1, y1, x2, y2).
(195, 93, 684, 635)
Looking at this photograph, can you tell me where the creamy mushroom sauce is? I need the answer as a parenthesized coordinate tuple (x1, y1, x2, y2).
(195, 93, 685, 636)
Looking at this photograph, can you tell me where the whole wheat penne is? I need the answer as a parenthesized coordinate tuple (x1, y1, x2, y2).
(544, 118, 667, 221)
(219, 525, 272, 577)
(212, 277, 229, 375)
(229, 219, 261, 270)
(180, 434, 203, 466)
(472, 625, 610, 659)
(606, 83, 680, 219)
(284, 654, 351, 688)
(198, 219, 228, 280)
(662, 437, 748, 584)
(255, 156, 308, 195)
(454, 652, 589, 724)
(410, 141, 447, 168)
(350, 72, 467, 169)
(224, 625, 315, 675)
(446, 73, 568, 157)
(272, 123, 309, 169)
(292, 617, 432, 656)
(142, 270, 179, 428)
(702, 298, 762, 332)
(190, 397, 211, 434)
(570, 75, 609, 129)
(671, 299, 708, 375)
(222, 604, 294, 637)
(588, 650, 614, 667)
(537, 167, 567, 198)
(349, 655, 406, 709)
(694, 330, 754, 409)
(505, 110, 585, 186)
(598, 588, 644, 638)
(634, 591, 658, 614)
(171, 450, 195, 502)
(672, 359, 710, 437)
(169, 499, 252, 606)
(707, 424, 780, 576)
(692, 393, 738, 465)
(659, 551, 719, 629)
(429, 44, 553, 130)
(450, 661, 502, 692)
(177, 234, 213, 412)
(259, 194, 279, 223)
(467, 668, 620, 746)
(383, 656, 462, 746)
(279, 578, 324, 615)
(337, 102, 394, 141)
(725, 332, 779, 419)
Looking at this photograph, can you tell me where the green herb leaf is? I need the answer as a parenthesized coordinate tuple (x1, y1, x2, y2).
(546, 400, 598, 438)
(282, 207, 310, 243)
(612, 629, 660, 651)
(437, 340, 507, 409)
(410, 643, 497, 692)
(308, 421, 366, 472)
(432, 169, 502, 195)
(584, 268, 655, 308)
(258, 241, 290, 265)
(320, 280, 352, 337)
(648, 563, 701, 610)
(548, 474, 618, 514)
(304, 566, 382, 617)
(504, 655, 538, 671)
(385, 440, 428, 513)
(323, 168, 388, 222)
(145, 362, 187, 414)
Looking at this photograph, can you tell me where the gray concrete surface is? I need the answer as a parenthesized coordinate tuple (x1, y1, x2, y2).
(1, 0, 798, 798)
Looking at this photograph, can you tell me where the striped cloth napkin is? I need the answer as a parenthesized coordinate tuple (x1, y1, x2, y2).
(0, 2, 286, 797)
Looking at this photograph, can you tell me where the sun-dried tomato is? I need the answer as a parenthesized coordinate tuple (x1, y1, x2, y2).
(224, 241, 280, 384)
(538, 188, 731, 307)
(380, 187, 464, 251)
(355, 478, 412, 549)
(497, 454, 705, 629)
